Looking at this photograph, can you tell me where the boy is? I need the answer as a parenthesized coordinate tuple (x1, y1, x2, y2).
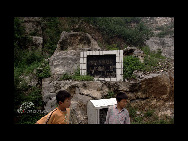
(105, 92, 130, 124)
(36, 90, 71, 124)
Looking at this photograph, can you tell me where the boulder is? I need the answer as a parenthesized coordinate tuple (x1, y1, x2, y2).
(49, 50, 80, 76)
(146, 37, 174, 59)
(55, 31, 101, 53)
(49, 31, 101, 77)
(124, 46, 145, 63)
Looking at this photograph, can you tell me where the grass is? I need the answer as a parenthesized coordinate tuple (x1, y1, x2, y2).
(127, 104, 174, 124)
(60, 67, 94, 81)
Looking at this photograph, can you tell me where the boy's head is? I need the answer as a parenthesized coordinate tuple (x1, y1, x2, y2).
(116, 92, 128, 108)
(56, 90, 71, 109)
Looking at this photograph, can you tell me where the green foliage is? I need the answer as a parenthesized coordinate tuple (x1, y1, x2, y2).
(36, 59, 51, 79)
(61, 73, 72, 80)
(17, 113, 45, 124)
(60, 67, 94, 81)
(156, 23, 174, 38)
(126, 104, 174, 124)
(106, 44, 119, 50)
(105, 91, 115, 98)
(14, 17, 32, 67)
(144, 109, 155, 117)
(41, 17, 63, 56)
(123, 56, 144, 80)
(141, 46, 166, 72)
(83, 17, 153, 46)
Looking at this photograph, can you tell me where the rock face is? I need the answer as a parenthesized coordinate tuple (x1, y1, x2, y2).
(42, 72, 174, 123)
(127, 72, 174, 119)
(146, 37, 174, 59)
(49, 31, 101, 77)
(42, 30, 174, 123)
(42, 78, 129, 124)
(55, 31, 100, 53)
(124, 46, 145, 63)
(143, 17, 174, 59)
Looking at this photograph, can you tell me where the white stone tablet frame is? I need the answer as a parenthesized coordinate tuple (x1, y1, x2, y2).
(80, 50, 123, 81)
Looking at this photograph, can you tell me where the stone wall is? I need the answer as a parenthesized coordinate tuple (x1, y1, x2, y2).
(42, 72, 174, 124)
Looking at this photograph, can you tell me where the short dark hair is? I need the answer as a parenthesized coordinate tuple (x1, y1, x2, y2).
(116, 92, 128, 102)
(56, 90, 71, 103)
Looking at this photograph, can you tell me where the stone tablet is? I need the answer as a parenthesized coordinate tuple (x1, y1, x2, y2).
(80, 50, 123, 81)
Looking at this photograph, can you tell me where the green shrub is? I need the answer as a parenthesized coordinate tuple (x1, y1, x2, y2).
(144, 109, 155, 117)
(60, 67, 94, 81)
(123, 56, 143, 80)
(105, 91, 115, 98)
(106, 44, 119, 50)
(83, 17, 153, 46)
(140, 46, 166, 72)
(36, 59, 51, 79)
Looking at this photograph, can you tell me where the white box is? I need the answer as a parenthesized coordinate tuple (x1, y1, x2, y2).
(87, 98, 117, 124)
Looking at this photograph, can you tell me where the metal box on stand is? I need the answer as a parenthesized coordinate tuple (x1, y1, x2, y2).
(87, 98, 117, 124)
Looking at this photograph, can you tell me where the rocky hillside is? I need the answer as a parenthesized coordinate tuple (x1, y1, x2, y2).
(14, 17, 174, 124)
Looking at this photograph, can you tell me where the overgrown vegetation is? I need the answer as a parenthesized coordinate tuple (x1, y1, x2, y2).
(156, 22, 174, 38)
(123, 46, 166, 80)
(123, 56, 143, 80)
(14, 17, 171, 124)
(127, 104, 174, 124)
(60, 67, 94, 81)
(14, 17, 57, 124)
(82, 17, 153, 47)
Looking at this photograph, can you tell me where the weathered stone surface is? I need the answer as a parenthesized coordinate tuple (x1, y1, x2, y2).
(123, 46, 145, 63)
(55, 31, 101, 53)
(49, 50, 80, 76)
(30, 36, 43, 50)
(42, 72, 174, 123)
(146, 37, 174, 59)
(49, 31, 101, 77)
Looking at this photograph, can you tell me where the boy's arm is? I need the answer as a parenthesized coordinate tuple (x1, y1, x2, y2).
(124, 111, 130, 124)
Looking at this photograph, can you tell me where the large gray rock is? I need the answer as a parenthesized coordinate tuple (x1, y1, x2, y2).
(146, 37, 174, 59)
(49, 50, 80, 76)
(55, 31, 101, 53)
(49, 31, 101, 77)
